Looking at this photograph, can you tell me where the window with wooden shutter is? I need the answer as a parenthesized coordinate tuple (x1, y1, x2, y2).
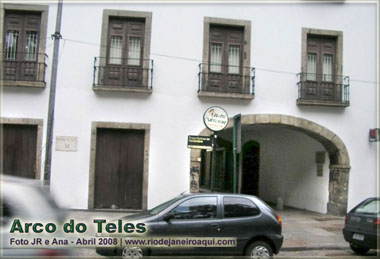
(3, 11, 41, 82)
(104, 17, 145, 87)
(199, 17, 252, 99)
(207, 25, 244, 93)
(302, 35, 339, 102)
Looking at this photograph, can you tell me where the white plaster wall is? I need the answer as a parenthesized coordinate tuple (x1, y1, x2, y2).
(2, 2, 378, 212)
(241, 127, 330, 213)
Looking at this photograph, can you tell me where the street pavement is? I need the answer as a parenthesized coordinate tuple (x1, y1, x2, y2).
(277, 207, 378, 257)
(65, 207, 379, 258)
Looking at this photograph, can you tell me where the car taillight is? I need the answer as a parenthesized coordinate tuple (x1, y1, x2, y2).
(39, 249, 66, 257)
(374, 218, 380, 225)
(275, 213, 282, 228)
(345, 215, 349, 223)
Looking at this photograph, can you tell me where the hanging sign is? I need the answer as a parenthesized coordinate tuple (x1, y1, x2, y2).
(187, 135, 213, 150)
(203, 106, 229, 132)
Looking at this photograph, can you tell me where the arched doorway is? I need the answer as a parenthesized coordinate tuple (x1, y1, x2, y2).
(242, 140, 260, 196)
(190, 114, 350, 216)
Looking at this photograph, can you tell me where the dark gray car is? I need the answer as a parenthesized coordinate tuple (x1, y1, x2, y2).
(343, 197, 380, 255)
(96, 193, 283, 258)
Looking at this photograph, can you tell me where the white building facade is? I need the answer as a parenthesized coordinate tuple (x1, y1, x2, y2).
(1, 1, 378, 216)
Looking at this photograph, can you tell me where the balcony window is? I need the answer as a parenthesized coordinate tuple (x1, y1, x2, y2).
(198, 17, 254, 100)
(93, 10, 153, 93)
(2, 6, 48, 88)
(298, 28, 349, 107)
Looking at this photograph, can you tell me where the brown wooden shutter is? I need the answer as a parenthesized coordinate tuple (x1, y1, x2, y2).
(208, 25, 244, 93)
(304, 35, 338, 102)
(225, 27, 243, 93)
(104, 18, 145, 87)
(3, 11, 41, 81)
(125, 20, 144, 86)
(21, 13, 40, 81)
(104, 19, 124, 85)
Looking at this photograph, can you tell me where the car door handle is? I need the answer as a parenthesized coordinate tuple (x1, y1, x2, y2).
(210, 223, 221, 231)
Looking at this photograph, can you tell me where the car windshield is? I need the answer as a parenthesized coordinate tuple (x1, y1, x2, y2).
(148, 195, 184, 215)
(353, 199, 380, 215)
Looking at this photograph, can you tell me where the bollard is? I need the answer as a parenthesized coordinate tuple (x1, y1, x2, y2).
(277, 197, 284, 211)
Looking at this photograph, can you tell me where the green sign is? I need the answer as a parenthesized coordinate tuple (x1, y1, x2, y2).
(187, 135, 213, 151)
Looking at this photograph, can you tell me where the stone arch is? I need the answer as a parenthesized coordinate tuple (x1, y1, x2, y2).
(190, 114, 350, 215)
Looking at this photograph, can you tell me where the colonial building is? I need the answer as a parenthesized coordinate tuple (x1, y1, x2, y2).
(1, 1, 378, 215)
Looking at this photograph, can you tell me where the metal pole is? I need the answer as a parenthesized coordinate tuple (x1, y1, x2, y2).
(210, 134, 217, 192)
(233, 114, 241, 193)
(233, 119, 237, 193)
(44, 0, 63, 183)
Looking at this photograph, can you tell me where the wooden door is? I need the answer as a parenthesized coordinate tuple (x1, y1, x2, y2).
(2, 124, 38, 178)
(94, 128, 145, 209)
(242, 141, 260, 196)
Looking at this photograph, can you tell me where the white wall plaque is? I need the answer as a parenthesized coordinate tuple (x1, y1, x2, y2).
(55, 136, 78, 152)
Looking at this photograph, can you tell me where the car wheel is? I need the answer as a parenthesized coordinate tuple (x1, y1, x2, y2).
(349, 243, 370, 255)
(121, 247, 143, 259)
(246, 241, 273, 258)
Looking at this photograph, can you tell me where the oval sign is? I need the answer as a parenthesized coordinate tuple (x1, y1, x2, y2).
(203, 106, 229, 132)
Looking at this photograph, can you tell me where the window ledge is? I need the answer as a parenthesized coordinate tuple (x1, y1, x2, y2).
(297, 99, 350, 107)
(93, 86, 152, 94)
(1, 80, 46, 88)
(198, 91, 254, 100)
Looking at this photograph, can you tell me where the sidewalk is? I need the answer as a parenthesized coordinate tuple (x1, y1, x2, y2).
(277, 207, 347, 251)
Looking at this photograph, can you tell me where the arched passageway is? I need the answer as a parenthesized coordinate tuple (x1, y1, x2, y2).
(190, 114, 350, 215)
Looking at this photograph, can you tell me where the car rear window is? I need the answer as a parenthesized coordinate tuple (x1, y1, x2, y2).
(223, 197, 260, 218)
(353, 199, 380, 215)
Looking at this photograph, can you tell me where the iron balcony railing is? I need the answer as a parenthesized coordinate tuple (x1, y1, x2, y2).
(198, 63, 255, 95)
(93, 57, 153, 89)
(2, 53, 48, 83)
(297, 73, 350, 105)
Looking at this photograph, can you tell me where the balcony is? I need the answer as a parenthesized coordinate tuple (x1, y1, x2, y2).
(2, 53, 48, 88)
(93, 57, 153, 93)
(198, 63, 255, 100)
(297, 73, 350, 107)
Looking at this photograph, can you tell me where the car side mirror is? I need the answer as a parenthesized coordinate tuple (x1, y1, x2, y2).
(0, 217, 9, 226)
(163, 212, 175, 222)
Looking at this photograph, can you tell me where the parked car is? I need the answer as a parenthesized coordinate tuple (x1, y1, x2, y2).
(342, 197, 380, 255)
(96, 193, 283, 258)
(0, 175, 75, 257)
